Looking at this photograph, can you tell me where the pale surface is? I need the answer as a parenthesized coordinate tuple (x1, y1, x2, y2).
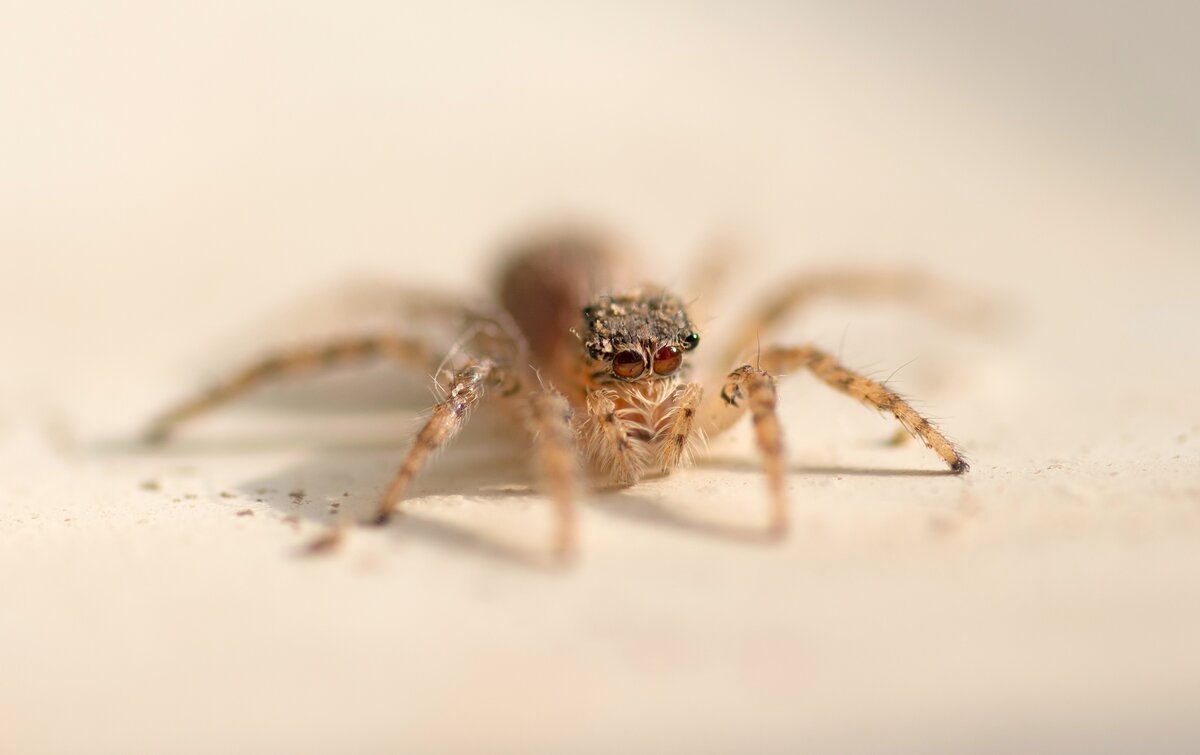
(3, 3, 1200, 753)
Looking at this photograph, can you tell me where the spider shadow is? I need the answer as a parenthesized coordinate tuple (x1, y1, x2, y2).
(585, 483, 783, 546)
(232, 419, 565, 571)
(586, 453, 962, 543)
(697, 455, 963, 478)
(237, 443, 786, 566)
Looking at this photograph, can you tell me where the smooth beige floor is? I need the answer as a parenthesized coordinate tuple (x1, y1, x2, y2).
(3, 4, 1199, 753)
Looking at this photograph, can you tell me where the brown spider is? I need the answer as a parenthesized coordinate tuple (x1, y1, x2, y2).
(146, 227, 967, 557)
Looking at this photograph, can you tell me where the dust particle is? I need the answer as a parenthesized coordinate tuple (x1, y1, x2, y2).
(305, 527, 344, 555)
(236, 509, 254, 517)
(220, 491, 236, 499)
(183, 493, 198, 500)
(928, 514, 959, 538)
(289, 489, 306, 504)
(140, 480, 161, 492)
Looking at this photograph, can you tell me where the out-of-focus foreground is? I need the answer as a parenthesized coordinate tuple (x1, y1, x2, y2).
(2, 3, 1199, 753)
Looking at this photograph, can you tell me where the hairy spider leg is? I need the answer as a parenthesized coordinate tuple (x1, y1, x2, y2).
(702, 366, 787, 534)
(372, 360, 505, 524)
(144, 334, 437, 442)
(654, 382, 704, 471)
(719, 270, 997, 368)
(773, 344, 966, 471)
(706, 344, 967, 472)
(527, 387, 580, 559)
(579, 388, 653, 486)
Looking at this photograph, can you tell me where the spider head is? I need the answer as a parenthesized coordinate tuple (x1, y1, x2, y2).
(580, 289, 700, 383)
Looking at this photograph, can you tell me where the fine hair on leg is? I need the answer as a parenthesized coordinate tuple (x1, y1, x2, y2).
(760, 344, 967, 472)
(719, 270, 996, 367)
(526, 387, 579, 558)
(372, 359, 502, 524)
(654, 382, 704, 471)
(144, 334, 436, 442)
(580, 388, 651, 486)
(709, 366, 787, 534)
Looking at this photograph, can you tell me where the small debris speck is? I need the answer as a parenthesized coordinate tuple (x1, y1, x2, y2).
(236, 509, 254, 517)
(183, 493, 198, 500)
(289, 489, 306, 504)
(140, 480, 161, 492)
(220, 491, 236, 499)
(305, 527, 344, 555)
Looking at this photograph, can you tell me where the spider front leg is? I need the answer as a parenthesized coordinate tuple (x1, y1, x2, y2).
(703, 367, 788, 535)
(144, 334, 436, 442)
(527, 388, 579, 559)
(655, 382, 704, 471)
(580, 388, 651, 486)
(372, 360, 505, 525)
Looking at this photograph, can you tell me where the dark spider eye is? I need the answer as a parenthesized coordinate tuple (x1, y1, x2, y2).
(582, 305, 597, 320)
(653, 345, 682, 375)
(612, 350, 646, 379)
(682, 332, 700, 350)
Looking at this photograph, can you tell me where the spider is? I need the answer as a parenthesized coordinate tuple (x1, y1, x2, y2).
(145, 227, 968, 557)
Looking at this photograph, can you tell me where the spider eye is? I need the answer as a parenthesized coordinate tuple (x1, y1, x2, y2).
(653, 345, 682, 375)
(612, 350, 646, 379)
(682, 332, 700, 350)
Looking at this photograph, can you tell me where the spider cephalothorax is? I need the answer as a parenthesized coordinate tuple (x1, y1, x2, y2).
(581, 289, 701, 382)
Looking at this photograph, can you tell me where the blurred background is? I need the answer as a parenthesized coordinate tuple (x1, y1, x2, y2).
(2, 2, 1198, 753)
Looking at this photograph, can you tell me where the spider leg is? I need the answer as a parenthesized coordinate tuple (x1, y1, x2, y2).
(706, 344, 967, 472)
(654, 382, 704, 471)
(772, 344, 967, 471)
(718, 270, 996, 367)
(372, 360, 506, 525)
(527, 387, 579, 559)
(580, 388, 651, 486)
(704, 367, 787, 534)
(144, 334, 437, 442)
(700, 342, 967, 532)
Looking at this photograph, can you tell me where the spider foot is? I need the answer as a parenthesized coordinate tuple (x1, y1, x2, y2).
(370, 511, 393, 526)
